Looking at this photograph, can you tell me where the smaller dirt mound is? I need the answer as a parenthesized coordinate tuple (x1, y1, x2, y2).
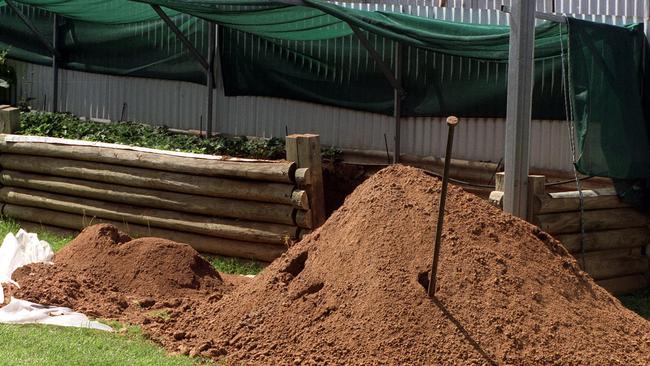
(13, 224, 228, 323)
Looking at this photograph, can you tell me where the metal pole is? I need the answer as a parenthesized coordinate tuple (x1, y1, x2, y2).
(4, 0, 60, 57)
(427, 116, 459, 297)
(349, 25, 400, 90)
(393, 42, 402, 164)
(150, 5, 210, 71)
(503, 0, 536, 218)
(52, 14, 59, 113)
(645, 0, 650, 39)
(206, 22, 216, 137)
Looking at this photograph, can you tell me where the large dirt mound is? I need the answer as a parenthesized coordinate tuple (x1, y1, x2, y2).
(161, 165, 649, 365)
(13, 224, 229, 322)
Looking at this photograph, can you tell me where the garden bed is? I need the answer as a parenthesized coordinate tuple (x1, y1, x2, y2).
(18, 111, 287, 159)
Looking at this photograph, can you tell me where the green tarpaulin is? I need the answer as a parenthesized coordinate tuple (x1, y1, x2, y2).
(0, 0, 648, 178)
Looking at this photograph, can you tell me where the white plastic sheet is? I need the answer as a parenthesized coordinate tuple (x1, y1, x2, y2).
(0, 298, 113, 331)
(0, 229, 112, 331)
(0, 229, 53, 304)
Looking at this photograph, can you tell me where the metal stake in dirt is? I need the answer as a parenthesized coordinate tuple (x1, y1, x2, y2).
(428, 116, 459, 297)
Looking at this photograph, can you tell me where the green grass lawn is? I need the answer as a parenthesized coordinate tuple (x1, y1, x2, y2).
(0, 219, 263, 365)
(0, 323, 211, 366)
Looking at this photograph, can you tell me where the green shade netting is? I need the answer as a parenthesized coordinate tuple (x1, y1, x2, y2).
(567, 18, 650, 178)
(5, 0, 178, 23)
(0, 0, 648, 178)
(0, 1, 207, 82)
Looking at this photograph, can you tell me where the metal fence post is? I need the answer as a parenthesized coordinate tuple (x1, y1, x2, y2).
(503, 0, 536, 218)
(393, 42, 402, 164)
(207, 22, 216, 137)
(52, 14, 59, 113)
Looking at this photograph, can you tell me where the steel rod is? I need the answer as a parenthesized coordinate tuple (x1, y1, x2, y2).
(428, 116, 459, 297)
(150, 5, 210, 71)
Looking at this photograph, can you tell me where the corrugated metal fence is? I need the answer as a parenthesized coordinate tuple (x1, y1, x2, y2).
(346, 0, 645, 19)
(9, 0, 646, 172)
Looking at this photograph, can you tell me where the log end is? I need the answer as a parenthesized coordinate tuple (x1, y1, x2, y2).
(294, 209, 313, 229)
(291, 190, 310, 210)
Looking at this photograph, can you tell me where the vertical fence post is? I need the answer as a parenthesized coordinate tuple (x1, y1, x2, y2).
(206, 22, 216, 137)
(51, 14, 60, 113)
(286, 134, 326, 229)
(0, 105, 20, 133)
(503, 0, 536, 218)
(526, 175, 545, 223)
(493, 172, 545, 223)
(488, 171, 505, 208)
(645, 0, 650, 39)
(495, 171, 505, 192)
(393, 42, 402, 164)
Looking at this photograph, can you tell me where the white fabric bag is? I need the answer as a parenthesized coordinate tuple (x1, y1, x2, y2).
(0, 230, 111, 331)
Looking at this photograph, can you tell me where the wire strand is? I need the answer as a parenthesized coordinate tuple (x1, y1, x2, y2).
(422, 169, 495, 189)
(544, 175, 594, 187)
(560, 20, 587, 270)
(422, 170, 594, 190)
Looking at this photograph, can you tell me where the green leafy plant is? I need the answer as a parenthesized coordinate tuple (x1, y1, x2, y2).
(0, 49, 16, 90)
(20, 111, 339, 162)
(322, 146, 343, 161)
(19, 112, 288, 159)
(17, 96, 36, 112)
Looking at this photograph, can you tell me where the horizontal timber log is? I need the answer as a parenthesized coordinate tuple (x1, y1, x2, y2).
(294, 168, 311, 187)
(0, 187, 297, 244)
(555, 228, 650, 253)
(535, 188, 630, 214)
(16, 219, 78, 238)
(0, 170, 309, 227)
(295, 209, 313, 229)
(573, 248, 648, 280)
(0, 135, 295, 183)
(0, 154, 307, 208)
(535, 208, 649, 235)
(2, 204, 284, 261)
(596, 275, 649, 295)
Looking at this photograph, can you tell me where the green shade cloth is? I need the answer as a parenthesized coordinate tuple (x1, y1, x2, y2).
(0, 2, 207, 82)
(567, 18, 650, 178)
(0, 0, 648, 178)
(8, 0, 178, 23)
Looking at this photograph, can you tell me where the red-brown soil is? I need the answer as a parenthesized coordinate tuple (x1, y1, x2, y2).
(13, 225, 234, 336)
(11, 165, 650, 365)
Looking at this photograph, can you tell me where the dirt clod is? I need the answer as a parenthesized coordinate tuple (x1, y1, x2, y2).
(137, 298, 156, 308)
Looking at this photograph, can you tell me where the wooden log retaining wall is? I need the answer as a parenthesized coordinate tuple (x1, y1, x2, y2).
(0, 134, 327, 262)
(490, 172, 650, 295)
